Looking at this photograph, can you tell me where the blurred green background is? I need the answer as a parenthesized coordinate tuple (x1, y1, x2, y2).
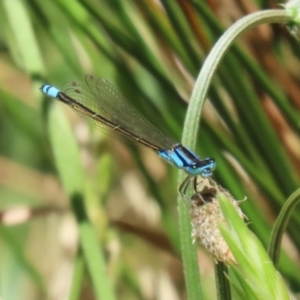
(0, 0, 300, 299)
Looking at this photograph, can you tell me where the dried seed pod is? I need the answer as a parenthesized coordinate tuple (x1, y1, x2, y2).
(188, 178, 247, 265)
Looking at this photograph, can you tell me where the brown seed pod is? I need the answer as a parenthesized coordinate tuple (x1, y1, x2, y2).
(187, 178, 247, 265)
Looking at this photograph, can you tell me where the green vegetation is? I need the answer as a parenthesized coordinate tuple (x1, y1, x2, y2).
(0, 1, 299, 299)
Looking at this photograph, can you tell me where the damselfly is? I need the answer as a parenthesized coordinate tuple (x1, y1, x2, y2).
(40, 75, 216, 194)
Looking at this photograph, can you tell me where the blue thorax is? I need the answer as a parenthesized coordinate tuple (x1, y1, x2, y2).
(158, 144, 216, 177)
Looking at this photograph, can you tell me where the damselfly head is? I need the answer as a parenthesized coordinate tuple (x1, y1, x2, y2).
(201, 158, 217, 177)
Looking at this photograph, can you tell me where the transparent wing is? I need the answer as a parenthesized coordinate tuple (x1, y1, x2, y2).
(62, 74, 173, 149)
